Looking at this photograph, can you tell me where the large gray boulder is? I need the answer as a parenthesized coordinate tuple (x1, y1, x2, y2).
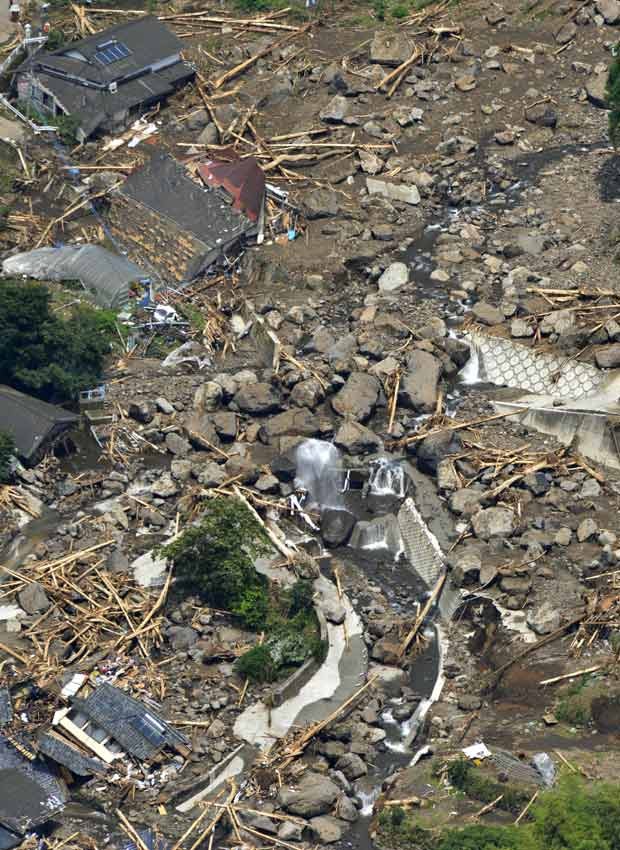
(234, 382, 282, 415)
(331, 373, 381, 423)
(279, 772, 340, 817)
(322, 509, 356, 547)
(378, 262, 409, 292)
(597, 0, 620, 23)
(586, 75, 609, 109)
(370, 31, 412, 66)
(18, 582, 50, 614)
(335, 753, 367, 780)
(366, 177, 420, 206)
(320, 95, 350, 123)
(399, 351, 441, 413)
(334, 421, 382, 455)
(259, 408, 320, 442)
(472, 507, 516, 540)
(308, 816, 346, 844)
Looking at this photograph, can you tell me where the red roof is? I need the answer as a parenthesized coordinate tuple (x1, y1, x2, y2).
(197, 157, 265, 222)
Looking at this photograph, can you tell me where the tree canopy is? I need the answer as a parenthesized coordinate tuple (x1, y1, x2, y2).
(0, 279, 115, 403)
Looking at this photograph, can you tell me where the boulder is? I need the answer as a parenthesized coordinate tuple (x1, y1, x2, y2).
(305, 188, 340, 219)
(290, 378, 325, 409)
(320, 95, 350, 123)
(449, 488, 482, 515)
(194, 382, 223, 412)
(308, 816, 345, 844)
(596, 0, 620, 23)
(197, 462, 227, 488)
(595, 344, 620, 369)
(197, 123, 218, 145)
(358, 149, 384, 175)
(167, 626, 198, 650)
(278, 822, 304, 842)
(234, 383, 282, 415)
(165, 432, 191, 456)
(155, 397, 174, 414)
(259, 408, 320, 442)
(527, 601, 561, 635)
(472, 301, 504, 326)
(128, 401, 153, 424)
(555, 21, 577, 44)
(399, 351, 441, 413)
(17, 582, 50, 614)
(369, 31, 412, 66)
(213, 411, 238, 442)
(378, 262, 409, 292)
(279, 772, 340, 817)
(415, 431, 461, 476)
(335, 795, 359, 823)
(472, 506, 516, 540)
(577, 517, 598, 542)
(586, 74, 609, 109)
(321, 508, 356, 547)
(150, 473, 179, 498)
(366, 177, 420, 206)
(335, 753, 367, 780)
(331, 373, 381, 423)
(334, 421, 382, 455)
(525, 103, 558, 127)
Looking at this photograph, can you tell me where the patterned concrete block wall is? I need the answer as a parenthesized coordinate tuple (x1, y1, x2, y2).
(466, 332, 603, 399)
(397, 497, 462, 620)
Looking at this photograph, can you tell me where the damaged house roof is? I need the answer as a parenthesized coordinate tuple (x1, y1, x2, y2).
(14, 16, 194, 139)
(0, 385, 79, 464)
(37, 732, 108, 778)
(107, 152, 259, 283)
(71, 683, 189, 762)
(0, 734, 68, 847)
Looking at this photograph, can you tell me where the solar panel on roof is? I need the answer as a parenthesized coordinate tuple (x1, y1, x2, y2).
(95, 41, 131, 65)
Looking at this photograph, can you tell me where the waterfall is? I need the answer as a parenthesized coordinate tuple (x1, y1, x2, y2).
(294, 439, 345, 510)
(368, 458, 407, 498)
(458, 341, 481, 385)
(350, 515, 403, 558)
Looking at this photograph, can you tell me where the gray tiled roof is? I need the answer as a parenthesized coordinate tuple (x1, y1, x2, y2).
(0, 690, 11, 729)
(74, 683, 189, 761)
(0, 385, 78, 462)
(119, 152, 255, 252)
(38, 733, 107, 777)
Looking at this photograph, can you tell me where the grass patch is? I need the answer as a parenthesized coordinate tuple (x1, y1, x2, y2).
(555, 677, 606, 727)
(447, 758, 531, 814)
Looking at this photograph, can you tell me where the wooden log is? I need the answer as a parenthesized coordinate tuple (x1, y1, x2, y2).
(539, 665, 603, 686)
(393, 408, 527, 448)
(398, 572, 445, 659)
(377, 47, 420, 92)
(211, 20, 313, 89)
(514, 790, 539, 825)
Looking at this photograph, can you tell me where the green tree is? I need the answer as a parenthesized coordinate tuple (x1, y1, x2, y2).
(608, 46, 620, 147)
(0, 431, 15, 483)
(0, 280, 115, 402)
(161, 497, 271, 617)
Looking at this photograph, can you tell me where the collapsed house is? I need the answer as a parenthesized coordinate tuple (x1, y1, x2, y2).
(0, 385, 79, 466)
(13, 16, 194, 141)
(0, 733, 68, 849)
(54, 682, 190, 764)
(107, 151, 265, 283)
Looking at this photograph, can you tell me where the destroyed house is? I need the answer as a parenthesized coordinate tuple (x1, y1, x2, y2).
(107, 152, 261, 283)
(0, 385, 79, 465)
(0, 734, 68, 849)
(60, 683, 190, 763)
(13, 16, 194, 141)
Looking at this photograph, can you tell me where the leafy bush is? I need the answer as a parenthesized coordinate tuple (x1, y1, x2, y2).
(438, 824, 524, 850)
(391, 3, 409, 17)
(55, 113, 81, 144)
(555, 678, 604, 727)
(161, 497, 270, 617)
(236, 644, 277, 683)
(447, 758, 530, 814)
(0, 431, 15, 483)
(287, 579, 314, 617)
(45, 29, 65, 50)
(0, 280, 115, 403)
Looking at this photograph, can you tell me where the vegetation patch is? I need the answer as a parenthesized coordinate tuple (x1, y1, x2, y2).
(555, 677, 606, 727)
(376, 776, 620, 850)
(161, 498, 324, 683)
(0, 279, 116, 403)
(447, 758, 531, 814)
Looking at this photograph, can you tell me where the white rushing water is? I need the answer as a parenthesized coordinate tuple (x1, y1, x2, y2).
(458, 341, 481, 385)
(368, 458, 407, 498)
(294, 439, 345, 510)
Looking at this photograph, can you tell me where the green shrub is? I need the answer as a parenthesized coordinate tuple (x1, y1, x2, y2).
(391, 3, 409, 17)
(447, 758, 530, 814)
(0, 431, 15, 483)
(236, 644, 277, 683)
(161, 497, 270, 613)
(287, 579, 314, 617)
(0, 280, 115, 402)
(45, 29, 65, 50)
(373, 0, 386, 19)
(438, 824, 524, 850)
(55, 113, 81, 144)
(233, 585, 270, 631)
(555, 678, 604, 727)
